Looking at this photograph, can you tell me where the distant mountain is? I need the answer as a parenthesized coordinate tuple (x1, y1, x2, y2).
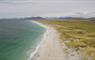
(88, 17, 95, 20)
(44, 17, 88, 20)
(0, 16, 95, 21)
(58, 17, 73, 19)
(26, 17, 45, 20)
(0, 17, 45, 20)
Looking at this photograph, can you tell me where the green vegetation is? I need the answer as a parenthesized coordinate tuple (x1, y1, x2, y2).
(39, 20, 95, 60)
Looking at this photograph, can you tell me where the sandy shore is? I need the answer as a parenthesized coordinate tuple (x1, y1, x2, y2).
(30, 21, 67, 60)
(29, 20, 82, 60)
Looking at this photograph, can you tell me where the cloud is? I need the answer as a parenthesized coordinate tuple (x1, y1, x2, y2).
(0, 0, 33, 4)
(0, 0, 95, 18)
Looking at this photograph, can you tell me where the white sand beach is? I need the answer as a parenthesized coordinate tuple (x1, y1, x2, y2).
(36, 24, 67, 60)
(29, 20, 82, 60)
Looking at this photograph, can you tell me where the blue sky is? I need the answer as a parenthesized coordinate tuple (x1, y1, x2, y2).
(0, 0, 95, 18)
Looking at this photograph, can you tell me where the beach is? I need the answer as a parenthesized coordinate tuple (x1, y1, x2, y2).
(30, 20, 82, 60)
(30, 20, 67, 60)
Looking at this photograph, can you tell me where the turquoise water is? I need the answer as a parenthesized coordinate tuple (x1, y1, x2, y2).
(0, 20, 45, 60)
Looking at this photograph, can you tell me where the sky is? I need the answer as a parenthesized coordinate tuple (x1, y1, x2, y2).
(0, 0, 95, 18)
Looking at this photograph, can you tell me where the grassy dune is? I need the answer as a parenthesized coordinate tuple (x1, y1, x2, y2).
(39, 20, 95, 60)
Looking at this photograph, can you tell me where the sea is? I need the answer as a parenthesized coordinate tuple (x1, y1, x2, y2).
(0, 20, 46, 60)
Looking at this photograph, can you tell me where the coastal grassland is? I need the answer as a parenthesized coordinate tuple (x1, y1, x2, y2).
(38, 20, 95, 60)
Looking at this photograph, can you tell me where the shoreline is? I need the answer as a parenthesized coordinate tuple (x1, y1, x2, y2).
(28, 20, 82, 60)
(27, 20, 49, 60)
(30, 20, 67, 60)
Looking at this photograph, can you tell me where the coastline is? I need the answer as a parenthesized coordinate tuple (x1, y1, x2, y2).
(27, 20, 49, 60)
(28, 20, 82, 60)
(29, 20, 67, 60)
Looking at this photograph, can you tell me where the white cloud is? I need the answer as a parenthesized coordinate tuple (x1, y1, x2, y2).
(0, 0, 95, 18)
